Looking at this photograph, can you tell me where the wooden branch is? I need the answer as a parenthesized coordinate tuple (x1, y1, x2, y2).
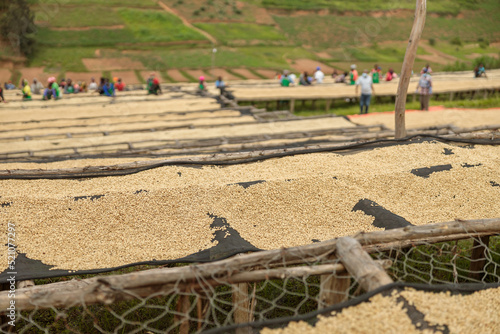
(1, 219, 499, 312)
(395, 0, 427, 138)
(336, 237, 393, 292)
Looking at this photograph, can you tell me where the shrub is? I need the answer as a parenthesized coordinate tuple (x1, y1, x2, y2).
(473, 55, 500, 69)
(450, 36, 462, 46)
(477, 37, 489, 49)
(443, 61, 469, 72)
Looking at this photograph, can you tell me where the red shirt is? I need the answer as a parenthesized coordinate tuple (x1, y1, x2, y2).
(115, 82, 125, 91)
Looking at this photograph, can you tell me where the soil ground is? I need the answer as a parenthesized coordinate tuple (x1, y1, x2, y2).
(231, 68, 261, 80)
(208, 68, 241, 81)
(287, 59, 335, 74)
(0, 69, 11, 83)
(166, 69, 190, 82)
(255, 69, 277, 79)
(110, 71, 141, 85)
(65, 72, 104, 83)
(19, 67, 51, 86)
(186, 69, 216, 81)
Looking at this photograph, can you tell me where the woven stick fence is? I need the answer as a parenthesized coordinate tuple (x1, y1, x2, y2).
(2, 218, 499, 333)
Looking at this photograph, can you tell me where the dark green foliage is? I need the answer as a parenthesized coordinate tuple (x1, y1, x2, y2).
(478, 37, 489, 49)
(450, 36, 463, 46)
(473, 54, 500, 69)
(443, 61, 471, 72)
(0, 0, 37, 56)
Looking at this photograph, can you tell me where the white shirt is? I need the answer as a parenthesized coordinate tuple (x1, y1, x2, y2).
(314, 70, 325, 84)
(88, 82, 98, 91)
(356, 74, 373, 94)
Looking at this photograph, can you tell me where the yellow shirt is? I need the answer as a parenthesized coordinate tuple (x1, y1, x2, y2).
(23, 84, 32, 97)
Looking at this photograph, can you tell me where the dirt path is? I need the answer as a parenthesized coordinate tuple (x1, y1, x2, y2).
(157, 0, 217, 45)
(418, 43, 458, 64)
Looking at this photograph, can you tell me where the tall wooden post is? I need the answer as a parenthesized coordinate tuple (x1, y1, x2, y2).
(395, 0, 427, 139)
(470, 236, 491, 281)
(233, 283, 251, 334)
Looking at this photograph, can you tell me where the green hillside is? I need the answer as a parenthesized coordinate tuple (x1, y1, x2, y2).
(0, 0, 499, 83)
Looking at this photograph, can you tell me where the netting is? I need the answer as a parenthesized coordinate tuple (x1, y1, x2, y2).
(3, 220, 499, 334)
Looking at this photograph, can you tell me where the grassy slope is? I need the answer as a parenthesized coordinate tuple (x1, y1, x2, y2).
(259, 0, 479, 15)
(4, 0, 498, 76)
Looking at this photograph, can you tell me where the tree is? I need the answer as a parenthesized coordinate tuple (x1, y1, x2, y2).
(0, 0, 36, 56)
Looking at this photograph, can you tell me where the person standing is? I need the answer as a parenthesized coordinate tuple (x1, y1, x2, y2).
(314, 66, 325, 84)
(349, 65, 358, 85)
(371, 64, 381, 84)
(355, 70, 374, 114)
(416, 68, 432, 111)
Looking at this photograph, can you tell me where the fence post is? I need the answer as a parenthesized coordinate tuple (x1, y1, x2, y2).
(470, 235, 491, 281)
(233, 283, 251, 334)
(318, 272, 350, 309)
(290, 99, 295, 113)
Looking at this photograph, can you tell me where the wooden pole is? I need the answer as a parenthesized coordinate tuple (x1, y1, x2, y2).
(325, 99, 332, 112)
(469, 235, 491, 281)
(336, 237, 393, 292)
(318, 273, 350, 309)
(232, 283, 251, 334)
(178, 292, 191, 334)
(395, 0, 427, 139)
(290, 99, 295, 113)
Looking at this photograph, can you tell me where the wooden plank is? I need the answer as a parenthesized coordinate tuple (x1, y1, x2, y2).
(395, 0, 427, 138)
(336, 237, 393, 292)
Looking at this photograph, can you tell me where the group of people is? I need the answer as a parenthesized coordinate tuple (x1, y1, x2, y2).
(276, 64, 401, 88)
(353, 63, 434, 114)
(0, 76, 130, 101)
(277, 67, 326, 87)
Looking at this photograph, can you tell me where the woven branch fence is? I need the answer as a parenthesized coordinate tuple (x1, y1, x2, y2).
(2, 218, 499, 333)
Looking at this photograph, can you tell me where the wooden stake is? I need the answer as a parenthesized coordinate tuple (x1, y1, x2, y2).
(336, 237, 393, 292)
(232, 283, 251, 334)
(290, 99, 295, 113)
(395, 0, 427, 139)
(179, 292, 191, 334)
(318, 273, 350, 309)
(470, 235, 491, 281)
